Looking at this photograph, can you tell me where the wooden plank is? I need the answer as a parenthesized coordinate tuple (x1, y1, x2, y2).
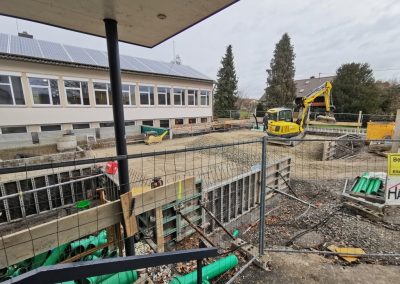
(120, 191, 139, 238)
(155, 207, 164, 253)
(0, 200, 122, 268)
(132, 177, 195, 215)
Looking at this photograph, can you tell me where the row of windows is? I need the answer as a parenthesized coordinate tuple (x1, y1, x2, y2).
(1, 118, 209, 134)
(0, 74, 211, 107)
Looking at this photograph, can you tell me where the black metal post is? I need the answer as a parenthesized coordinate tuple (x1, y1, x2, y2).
(196, 259, 203, 284)
(258, 136, 267, 254)
(104, 18, 134, 256)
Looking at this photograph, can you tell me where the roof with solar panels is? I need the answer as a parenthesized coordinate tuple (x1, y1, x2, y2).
(0, 32, 212, 82)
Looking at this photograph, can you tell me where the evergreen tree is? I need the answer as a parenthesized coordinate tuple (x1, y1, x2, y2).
(214, 45, 238, 117)
(264, 33, 296, 108)
(332, 63, 380, 113)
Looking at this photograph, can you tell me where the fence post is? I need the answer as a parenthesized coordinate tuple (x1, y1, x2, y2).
(391, 109, 400, 153)
(259, 136, 267, 255)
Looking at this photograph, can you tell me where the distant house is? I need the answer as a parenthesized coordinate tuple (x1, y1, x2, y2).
(260, 76, 335, 109)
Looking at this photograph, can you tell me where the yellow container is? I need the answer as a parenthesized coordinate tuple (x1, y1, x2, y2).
(366, 121, 394, 140)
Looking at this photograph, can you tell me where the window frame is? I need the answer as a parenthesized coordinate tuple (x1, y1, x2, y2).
(41, 124, 62, 132)
(122, 83, 136, 106)
(1, 126, 27, 134)
(139, 84, 154, 106)
(200, 90, 210, 106)
(63, 78, 90, 106)
(28, 75, 60, 106)
(142, 120, 154, 126)
(173, 87, 185, 106)
(160, 119, 170, 128)
(157, 86, 171, 106)
(0, 72, 25, 106)
(72, 123, 90, 129)
(93, 81, 112, 106)
(187, 89, 197, 106)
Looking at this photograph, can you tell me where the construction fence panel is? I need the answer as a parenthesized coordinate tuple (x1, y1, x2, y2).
(256, 136, 400, 266)
(0, 139, 270, 283)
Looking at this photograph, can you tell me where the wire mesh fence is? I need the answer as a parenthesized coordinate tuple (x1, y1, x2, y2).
(0, 133, 399, 283)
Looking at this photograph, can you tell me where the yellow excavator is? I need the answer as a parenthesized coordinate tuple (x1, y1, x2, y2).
(266, 81, 335, 144)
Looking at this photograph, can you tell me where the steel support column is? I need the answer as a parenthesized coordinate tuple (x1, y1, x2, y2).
(104, 18, 134, 256)
(258, 136, 267, 254)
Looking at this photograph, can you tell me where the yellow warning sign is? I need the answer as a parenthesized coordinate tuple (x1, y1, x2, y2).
(388, 154, 400, 176)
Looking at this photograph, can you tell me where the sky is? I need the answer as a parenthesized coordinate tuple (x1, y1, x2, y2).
(0, 0, 400, 99)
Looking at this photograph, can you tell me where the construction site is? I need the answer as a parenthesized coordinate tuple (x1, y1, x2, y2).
(1, 1, 400, 284)
(1, 119, 400, 283)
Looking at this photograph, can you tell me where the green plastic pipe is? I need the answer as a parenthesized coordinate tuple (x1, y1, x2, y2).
(353, 177, 365, 192)
(11, 267, 28, 277)
(84, 255, 99, 261)
(169, 254, 238, 284)
(369, 179, 381, 195)
(70, 231, 107, 256)
(365, 178, 376, 195)
(43, 243, 70, 266)
(359, 178, 370, 193)
(96, 270, 137, 284)
(352, 177, 362, 192)
(31, 251, 50, 269)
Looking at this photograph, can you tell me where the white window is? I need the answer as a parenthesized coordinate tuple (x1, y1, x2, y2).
(0, 74, 25, 105)
(173, 88, 185, 105)
(93, 82, 112, 105)
(139, 85, 154, 105)
(200, 90, 210, 106)
(157, 87, 171, 105)
(122, 84, 136, 105)
(1, 126, 27, 134)
(188, 89, 196, 106)
(64, 80, 89, 105)
(28, 77, 60, 105)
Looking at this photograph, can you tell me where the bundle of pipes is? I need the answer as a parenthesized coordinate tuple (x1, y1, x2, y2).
(352, 173, 383, 195)
(0, 230, 116, 282)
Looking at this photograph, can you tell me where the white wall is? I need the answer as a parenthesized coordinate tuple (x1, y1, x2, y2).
(0, 106, 212, 126)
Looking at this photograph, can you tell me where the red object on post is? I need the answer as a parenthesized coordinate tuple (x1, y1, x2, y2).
(105, 161, 118, 175)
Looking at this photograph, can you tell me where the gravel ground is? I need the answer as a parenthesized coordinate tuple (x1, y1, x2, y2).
(239, 179, 400, 265)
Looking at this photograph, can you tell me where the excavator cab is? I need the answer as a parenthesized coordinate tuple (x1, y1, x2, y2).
(267, 108, 302, 137)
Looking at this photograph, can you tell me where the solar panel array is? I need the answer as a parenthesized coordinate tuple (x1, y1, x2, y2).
(0, 33, 210, 81)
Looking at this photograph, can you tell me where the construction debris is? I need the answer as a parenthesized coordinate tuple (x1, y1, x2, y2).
(327, 245, 366, 263)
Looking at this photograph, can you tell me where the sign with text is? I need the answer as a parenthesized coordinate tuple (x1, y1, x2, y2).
(386, 176, 400, 205)
(388, 154, 400, 176)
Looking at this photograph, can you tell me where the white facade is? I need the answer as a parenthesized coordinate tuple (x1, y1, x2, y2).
(0, 58, 213, 135)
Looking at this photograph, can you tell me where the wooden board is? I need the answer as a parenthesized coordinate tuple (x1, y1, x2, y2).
(0, 177, 195, 268)
(155, 207, 164, 252)
(0, 200, 121, 268)
(120, 192, 139, 238)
